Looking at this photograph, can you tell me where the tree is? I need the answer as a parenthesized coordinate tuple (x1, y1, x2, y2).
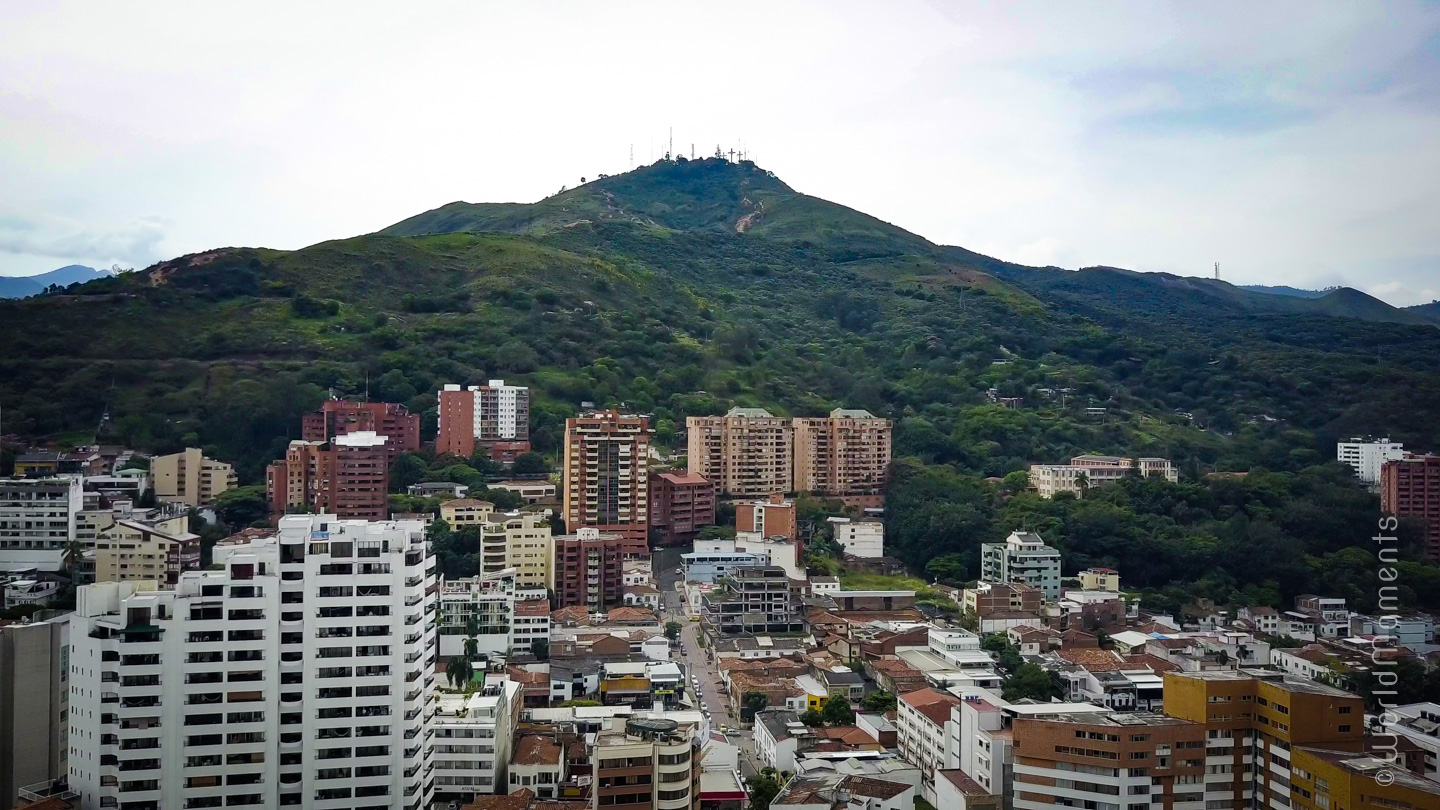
(512, 452, 549, 475)
(1002, 470, 1029, 494)
(445, 656, 473, 689)
(531, 638, 550, 660)
(1002, 663, 1061, 702)
(799, 708, 824, 727)
(213, 486, 270, 529)
(860, 690, 897, 712)
(743, 692, 769, 715)
(665, 621, 683, 640)
(820, 697, 855, 726)
(61, 537, 85, 575)
(463, 636, 479, 660)
(745, 767, 785, 810)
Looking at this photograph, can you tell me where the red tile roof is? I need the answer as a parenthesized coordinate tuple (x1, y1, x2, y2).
(899, 687, 960, 727)
(1057, 649, 1128, 672)
(515, 600, 551, 617)
(938, 769, 993, 797)
(512, 735, 563, 766)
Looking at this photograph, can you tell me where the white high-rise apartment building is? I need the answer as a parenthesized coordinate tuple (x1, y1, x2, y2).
(1336, 436, 1405, 487)
(980, 531, 1062, 601)
(67, 514, 438, 810)
(0, 476, 83, 573)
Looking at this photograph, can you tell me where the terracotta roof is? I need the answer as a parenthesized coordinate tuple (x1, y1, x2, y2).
(870, 659, 922, 676)
(551, 606, 592, 624)
(625, 585, 660, 595)
(606, 606, 658, 623)
(464, 789, 536, 810)
(1150, 637, 1192, 650)
(839, 775, 911, 800)
(899, 687, 960, 727)
(512, 735, 563, 766)
(515, 600, 551, 617)
(1123, 653, 1180, 673)
(816, 726, 877, 745)
(507, 666, 549, 687)
(444, 498, 494, 509)
(1057, 649, 1128, 672)
(938, 769, 994, 797)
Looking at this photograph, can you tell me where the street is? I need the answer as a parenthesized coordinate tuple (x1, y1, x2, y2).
(653, 544, 765, 780)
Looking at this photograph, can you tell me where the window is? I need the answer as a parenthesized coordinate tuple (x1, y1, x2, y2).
(1338, 706, 1351, 715)
(1337, 724, 1350, 733)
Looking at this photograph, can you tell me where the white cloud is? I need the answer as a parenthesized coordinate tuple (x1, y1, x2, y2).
(0, 1, 1436, 307)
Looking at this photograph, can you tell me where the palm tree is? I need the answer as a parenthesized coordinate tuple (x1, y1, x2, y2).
(445, 656, 473, 689)
(463, 636, 479, 660)
(61, 538, 85, 577)
(1075, 471, 1089, 497)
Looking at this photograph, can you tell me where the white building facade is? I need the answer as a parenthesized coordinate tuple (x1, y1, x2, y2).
(1336, 437, 1405, 487)
(0, 476, 83, 572)
(66, 514, 438, 810)
(830, 518, 884, 558)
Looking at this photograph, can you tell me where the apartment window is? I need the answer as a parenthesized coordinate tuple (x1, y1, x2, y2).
(1338, 706, 1351, 715)
(1337, 725, 1350, 733)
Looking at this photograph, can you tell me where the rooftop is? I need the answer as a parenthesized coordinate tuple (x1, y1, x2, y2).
(512, 735, 563, 766)
(937, 770, 995, 798)
(1168, 668, 1358, 697)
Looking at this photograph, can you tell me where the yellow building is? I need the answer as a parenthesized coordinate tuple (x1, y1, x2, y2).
(94, 519, 201, 586)
(439, 498, 494, 529)
(1078, 567, 1120, 591)
(1290, 746, 1440, 810)
(484, 509, 553, 591)
(151, 448, 237, 507)
(1164, 670, 1365, 809)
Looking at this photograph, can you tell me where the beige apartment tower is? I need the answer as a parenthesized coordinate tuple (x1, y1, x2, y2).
(792, 408, 892, 503)
(686, 407, 793, 498)
(151, 447, 237, 507)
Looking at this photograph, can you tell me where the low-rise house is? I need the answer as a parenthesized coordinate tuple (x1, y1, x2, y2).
(508, 735, 565, 798)
(934, 770, 1001, 810)
(771, 773, 916, 810)
(3, 577, 59, 609)
(1006, 624, 1060, 655)
(487, 480, 558, 504)
(710, 635, 810, 661)
(869, 658, 928, 694)
(408, 481, 470, 498)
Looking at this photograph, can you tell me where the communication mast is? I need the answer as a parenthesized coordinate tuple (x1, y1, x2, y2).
(1214, 262, 1220, 280)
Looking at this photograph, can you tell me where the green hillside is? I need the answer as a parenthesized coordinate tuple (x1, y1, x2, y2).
(2, 156, 1438, 617)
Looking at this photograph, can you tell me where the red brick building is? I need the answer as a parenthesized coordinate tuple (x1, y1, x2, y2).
(1381, 453, 1440, 560)
(648, 471, 716, 545)
(437, 381, 532, 461)
(554, 528, 632, 610)
(301, 399, 421, 455)
(561, 411, 649, 552)
(265, 431, 391, 521)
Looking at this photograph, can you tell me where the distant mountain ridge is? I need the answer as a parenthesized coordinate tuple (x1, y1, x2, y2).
(1241, 284, 1333, 299)
(0, 265, 114, 299)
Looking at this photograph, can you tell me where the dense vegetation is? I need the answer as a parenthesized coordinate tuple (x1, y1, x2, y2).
(1, 157, 1436, 611)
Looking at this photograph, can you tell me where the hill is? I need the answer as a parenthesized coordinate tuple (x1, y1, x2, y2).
(0, 265, 112, 299)
(1, 157, 1438, 614)
(1408, 300, 1440, 324)
(1241, 284, 1331, 299)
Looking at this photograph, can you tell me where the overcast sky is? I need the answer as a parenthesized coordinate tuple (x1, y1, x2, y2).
(2, 2, 1437, 305)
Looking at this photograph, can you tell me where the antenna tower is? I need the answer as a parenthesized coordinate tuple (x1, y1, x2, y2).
(1214, 262, 1219, 280)
(668, 127, 673, 160)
